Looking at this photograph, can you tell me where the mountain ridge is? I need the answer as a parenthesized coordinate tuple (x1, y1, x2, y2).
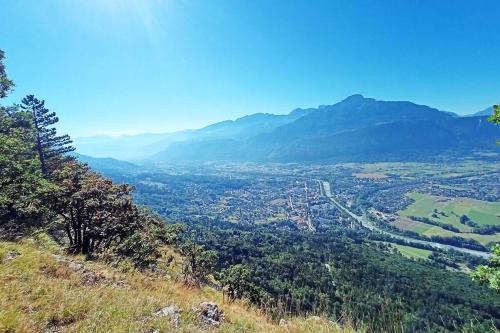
(151, 95, 499, 163)
(74, 95, 498, 163)
(74, 107, 315, 160)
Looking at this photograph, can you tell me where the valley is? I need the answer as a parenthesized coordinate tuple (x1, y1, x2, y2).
(92, 158, 499, 265)
(84, 157, 499, 331)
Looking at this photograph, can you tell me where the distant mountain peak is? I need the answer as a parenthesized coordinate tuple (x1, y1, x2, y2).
(343, 94, 365, 102)
(289, 107, 315, 118)
(470, 106, 494, 117)
(79, 95, 500, 163)
(335, 94, 376, 108)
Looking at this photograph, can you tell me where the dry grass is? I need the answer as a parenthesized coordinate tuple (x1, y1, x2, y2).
(0, 237, 355, 333)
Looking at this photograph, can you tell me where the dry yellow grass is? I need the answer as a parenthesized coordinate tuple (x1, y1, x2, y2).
(0, 236, 355, 333)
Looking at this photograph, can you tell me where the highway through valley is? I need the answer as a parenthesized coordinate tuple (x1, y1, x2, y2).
(319, 181, 491, 259)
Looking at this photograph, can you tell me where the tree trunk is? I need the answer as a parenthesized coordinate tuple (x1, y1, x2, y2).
(74, 225, 81, 253)
(65, 224, 73, 246)
(31, 108, 47, 175)
(82, 234, 91, 255)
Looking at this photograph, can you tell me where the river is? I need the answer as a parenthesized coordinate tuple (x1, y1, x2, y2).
(319, 181, 491, 259)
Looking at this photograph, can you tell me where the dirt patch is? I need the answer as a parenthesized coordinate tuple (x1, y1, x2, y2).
(392, 217, 431, 234)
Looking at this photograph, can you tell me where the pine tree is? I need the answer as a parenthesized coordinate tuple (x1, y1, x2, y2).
(20, 95, 74, 175)
(0, 52, 50, 234)
(0, 50, 14, 99)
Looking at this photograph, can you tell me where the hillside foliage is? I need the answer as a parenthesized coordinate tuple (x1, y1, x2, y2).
(178, 219, 500, 332)
(472, 244, 500, 292)
(0, 51, 171, 270)
(489, 105, 500, 125)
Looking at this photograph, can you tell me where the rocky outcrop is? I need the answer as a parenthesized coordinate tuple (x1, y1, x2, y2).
(154, 305, 181, 328)
(192, 301, 224, 327)
(3, 250, 20, 262)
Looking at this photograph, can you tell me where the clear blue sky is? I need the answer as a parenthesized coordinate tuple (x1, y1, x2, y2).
(1, 0, 499, 137)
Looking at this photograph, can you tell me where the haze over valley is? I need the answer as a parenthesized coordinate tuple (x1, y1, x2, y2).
(75, 94, 500, 163)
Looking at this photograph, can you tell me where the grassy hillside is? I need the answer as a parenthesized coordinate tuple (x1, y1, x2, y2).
(0, 236, 354, 333)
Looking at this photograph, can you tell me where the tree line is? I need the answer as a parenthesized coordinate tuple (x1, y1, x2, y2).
(181, 217, 499, 332)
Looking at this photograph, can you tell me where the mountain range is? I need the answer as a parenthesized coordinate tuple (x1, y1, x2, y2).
(74, 95, 499, 163)
(471, 106, 494, 117)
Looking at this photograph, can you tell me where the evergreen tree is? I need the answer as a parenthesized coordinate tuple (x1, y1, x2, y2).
(0, 50, 14, 99)
(0, 51, 50, 235)
(20, 95, 74, 175)
(0, 114, 51, 235)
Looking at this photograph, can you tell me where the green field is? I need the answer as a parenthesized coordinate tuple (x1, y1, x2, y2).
(391, 243, 433, 260)
(400, 192, 500, 228)
(420, 225, 500, 245)
(395, 192, 500, 245)
(349, 161, 500, 179)
(394, 216, 500, 245)
(375, 241, 433, 260)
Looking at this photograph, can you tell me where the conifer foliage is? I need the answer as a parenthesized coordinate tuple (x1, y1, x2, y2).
(0, 52, 50, 235)
(20, 95, 74, 175)
(0, 50, 171, 268)
(0, 50, 14, 98)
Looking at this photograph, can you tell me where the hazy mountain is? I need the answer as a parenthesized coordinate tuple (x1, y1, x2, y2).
(73, 153, 141, 176)
(152, 95, 500, 162)
(469, 106, 494, 117)
(73, 132, 182, 161)
(75, 108, 314, 161)
(193, 110, 314, 139)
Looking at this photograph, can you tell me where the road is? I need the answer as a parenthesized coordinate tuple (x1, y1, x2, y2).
(319, 180, 491, 259)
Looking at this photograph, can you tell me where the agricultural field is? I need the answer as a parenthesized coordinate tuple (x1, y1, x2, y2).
(349, 161, 499, 179)
(395, 192, 500, 245)
(373, 241, 433, 260)
(393, 217, 500, 245)
(400, 192, 500, 227)
(390, 243, 433, 260)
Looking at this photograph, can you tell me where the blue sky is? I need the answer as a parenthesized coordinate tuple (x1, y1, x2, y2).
(1, 0, 499, 137)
